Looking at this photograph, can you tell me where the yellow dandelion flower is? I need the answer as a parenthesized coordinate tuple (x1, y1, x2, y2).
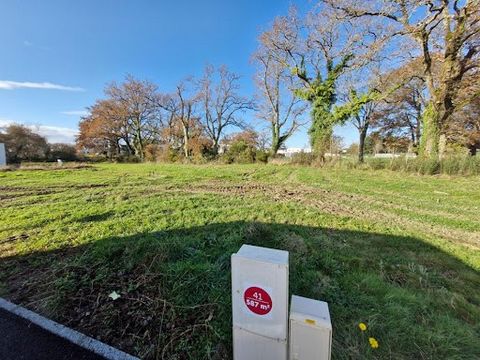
(358, 322, 367, 331)
(369, 337, 379, 349)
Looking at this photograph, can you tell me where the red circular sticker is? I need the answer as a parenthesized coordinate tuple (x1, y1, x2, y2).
(244, 286, 272, 315)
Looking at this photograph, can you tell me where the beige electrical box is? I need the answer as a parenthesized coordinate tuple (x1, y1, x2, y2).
(289, 295, 332, 360)
(232, 245, 289, 360)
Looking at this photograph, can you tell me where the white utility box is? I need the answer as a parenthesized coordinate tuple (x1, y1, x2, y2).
(0, 143, 6, 166)
(289, 295, 332, 360)
(232, 244, 289, 360)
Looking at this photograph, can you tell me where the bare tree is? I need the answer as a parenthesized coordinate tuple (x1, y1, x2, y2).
(161, 80, 200, 159)
(356, 61, 429, 156)
(447, 71, 480, 155)
(253, 36, 306, 155)
(106, 75, 162, 161)
(197, 65, 254, 155)
(322, 0, 480, 158)
(376, 79, 426, 151)
(259, 6, 384, 159)
(353, 100, 378, 162)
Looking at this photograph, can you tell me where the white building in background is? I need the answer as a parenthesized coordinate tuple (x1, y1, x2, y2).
(374, 153, 417, 159)
(0, 143, 6, 166)
(277, 147, 312, 157)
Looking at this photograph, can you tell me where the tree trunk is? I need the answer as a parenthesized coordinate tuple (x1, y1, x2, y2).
(419, 103, 441, 158)
(271, 123, 280, 156)
(115, 140, 121, 158)
(417, 28, 463, 159)
(415, 106, 422, 147)
(123, 136, 134, 156)
(135, 128, 144, 162)
(417, 32, 441, 159)
(107, 140, 113, 161)
(212, 138, 219, 156)
(314, 127, 332, 163)
(182, 125, 190, 159)
(410, 128, 416, 145)
(468, 145, 477, 156)
(358, 126, 368, 163)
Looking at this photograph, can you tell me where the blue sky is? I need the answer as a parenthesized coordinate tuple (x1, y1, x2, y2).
(0, 0, 356, 146)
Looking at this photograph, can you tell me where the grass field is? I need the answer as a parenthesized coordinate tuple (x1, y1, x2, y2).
(1, 163, 479, 359)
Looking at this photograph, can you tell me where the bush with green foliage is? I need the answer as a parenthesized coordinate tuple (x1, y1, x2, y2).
(222, 140, 256, 164)
(255, 150, 270, 163)
(48, 143, 78, 161)
(116, 154, 142, 163)
(0, 124, 50, 163)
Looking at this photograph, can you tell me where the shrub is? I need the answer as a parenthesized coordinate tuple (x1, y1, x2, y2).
(48, 143, 78, 162)
(288, 154, 480, 176)
(440, 156, 460, 175)
(367, 158, 389, 170)
(150, 146, 180, 163)
(81, 154, 107, 163)
(417, 158, 441, 175)
(144, 144, 162, 162)
(222, 140, 256, 164)
(389, 157, 407, 172)
(116, 155, 141, 163)
(255, 150, 270, 163)
(439, 155, 480, 176)
(289, 152, 315, 166)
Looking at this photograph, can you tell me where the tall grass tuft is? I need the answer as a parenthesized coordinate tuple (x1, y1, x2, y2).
(289, 155, 480, 176)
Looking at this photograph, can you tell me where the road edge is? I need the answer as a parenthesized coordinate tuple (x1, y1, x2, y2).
(0, 298, 138, 360)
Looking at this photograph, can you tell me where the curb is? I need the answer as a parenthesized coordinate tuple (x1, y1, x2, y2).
(0, 298, 139, 360)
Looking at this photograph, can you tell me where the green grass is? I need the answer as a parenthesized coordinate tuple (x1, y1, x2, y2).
(1, 163, 479, 359)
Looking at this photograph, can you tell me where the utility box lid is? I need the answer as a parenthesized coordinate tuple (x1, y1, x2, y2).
(290, 295, 331, 330)
(236, 244, 288, 265)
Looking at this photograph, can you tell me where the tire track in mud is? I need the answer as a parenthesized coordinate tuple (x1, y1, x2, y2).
(173, 181, 480, 250)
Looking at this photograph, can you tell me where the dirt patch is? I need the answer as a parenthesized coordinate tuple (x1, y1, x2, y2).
(0, 233, 29, 245)
(0, 183, 110, 206)
(178, 181, 480, 250)
(72, 183, 109, 189)
(0, 188, 60, 201)
(18, 163, 94, 171)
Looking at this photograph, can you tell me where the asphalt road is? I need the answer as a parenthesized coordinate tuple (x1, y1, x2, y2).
(0, 308, 105, 360)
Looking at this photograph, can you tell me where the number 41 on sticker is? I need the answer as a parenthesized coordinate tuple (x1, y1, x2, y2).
(252, 292, 263, 301)
(244, 286, 273, 316)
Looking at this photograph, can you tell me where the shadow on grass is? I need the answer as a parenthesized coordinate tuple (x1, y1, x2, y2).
(1, 221, 479, 360)
(76, 211, 116, 223)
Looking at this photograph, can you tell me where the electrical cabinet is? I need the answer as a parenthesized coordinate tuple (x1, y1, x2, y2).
(289, 295, 332, 360)
(231, 245, 289, 360)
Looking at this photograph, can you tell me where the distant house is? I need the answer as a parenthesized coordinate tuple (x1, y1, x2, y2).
(277, 147, 312, 157)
